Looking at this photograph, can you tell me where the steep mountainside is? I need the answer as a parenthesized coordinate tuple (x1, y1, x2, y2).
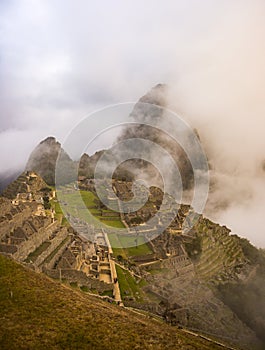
(78, 151, 105, 179)
(0, 254, 227, 350)
(78, 152, 136, 182)
(216, 238, 265, 345)
(77, 83, 197, 189)
(25, 137, 74, 186)
(116, 83, 194, 189)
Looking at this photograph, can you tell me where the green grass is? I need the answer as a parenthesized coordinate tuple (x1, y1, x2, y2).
(89, 208, 102, 215)
(0, 250, 228, 349)
(24, 241, 51, 263)
(100, 219, 125, 228)
(53, 200, 63, 214)
(61, 217, 68, 226)
(42, 237, 69, 264)
(50, 199, 67, 225)
(80, 190, 98, 206)
(80, 285, 89, 292)
(50, 199, 63, 216)
(115, 265, 145, 302)
(57, 190, 125, 229)
(108, 233, 152, 259)
(119, 235, 152, 256)
(108, 233, 127, 258)
(116, 265, 137, 297)
(100, 290, 114, 297)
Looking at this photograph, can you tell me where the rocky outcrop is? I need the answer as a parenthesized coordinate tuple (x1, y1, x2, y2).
(78, 151, 104, 179)
(25, 137, 75, 186)
(116, 84, 195, 189)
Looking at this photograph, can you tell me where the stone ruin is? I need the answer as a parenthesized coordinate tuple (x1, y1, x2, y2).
(0, 176, 115, 297)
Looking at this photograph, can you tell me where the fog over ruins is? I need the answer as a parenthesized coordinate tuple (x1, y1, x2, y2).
(1, 1, 265, 349)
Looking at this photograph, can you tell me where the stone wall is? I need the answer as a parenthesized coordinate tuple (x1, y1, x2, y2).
(124, 300, 163, 315)
(0, 244, 17, 255)
(164, 308, 189, 326)
(13, 221, 59, 261)
(34, 227, 69, 268)
(141, 261, 162, 272)
(161, 255, 190, 270)
(132, 253, 156, 263)
(0, 197, 12, 216)
(0, 205, 33, 240)
(42, 235, 71, 270)
(45, 268, 113, 293)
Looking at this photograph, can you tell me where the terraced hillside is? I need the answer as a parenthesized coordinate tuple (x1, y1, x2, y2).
(193, 218, 246, 283)
(0, 255, 228, 350)
(3, 171, 47, 199)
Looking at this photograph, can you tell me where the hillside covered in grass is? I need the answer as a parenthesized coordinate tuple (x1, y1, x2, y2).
(0, 255, 229, 350)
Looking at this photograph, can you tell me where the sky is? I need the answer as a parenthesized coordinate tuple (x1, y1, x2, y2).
(0, 0, 265, 246)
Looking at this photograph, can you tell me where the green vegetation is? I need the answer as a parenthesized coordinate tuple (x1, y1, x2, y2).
(193, 225, 246, 282)
(0, 255, 223, 349)
(119, 235, 152, 256)
(24, 241, 51, 263)
(100, 219, 124, 228)
(108, 233, 152, 259)
(50, 198, 65, 225)
(100, 290, 113, 297)
(42, 237, 69, 264)
(115, 265, 145, 301)
(233, 235, 263, 264)
(108, 233, 126, 258)
(53, 200, 63, 215)
(147, 267, 170, 275)
(58, 189, 125, 229)
(61, 217, 68, 226)
(80, 285, 89, 292)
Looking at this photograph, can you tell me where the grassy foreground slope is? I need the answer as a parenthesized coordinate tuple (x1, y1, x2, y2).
(0, 256, 228, 350)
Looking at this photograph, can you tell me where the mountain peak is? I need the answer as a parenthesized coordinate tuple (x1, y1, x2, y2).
(25, 137, 72, 186)
(138, 83, 168, 107)
(40, 136, 60, 145)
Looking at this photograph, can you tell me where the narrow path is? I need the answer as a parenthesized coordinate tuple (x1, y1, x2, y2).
(125, 306, 233, 349)
(180, 328, 237, 350)
(110, 260, 123, 305)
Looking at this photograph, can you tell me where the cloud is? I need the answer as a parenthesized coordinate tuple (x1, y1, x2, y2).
(0, 0, 265, 246)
